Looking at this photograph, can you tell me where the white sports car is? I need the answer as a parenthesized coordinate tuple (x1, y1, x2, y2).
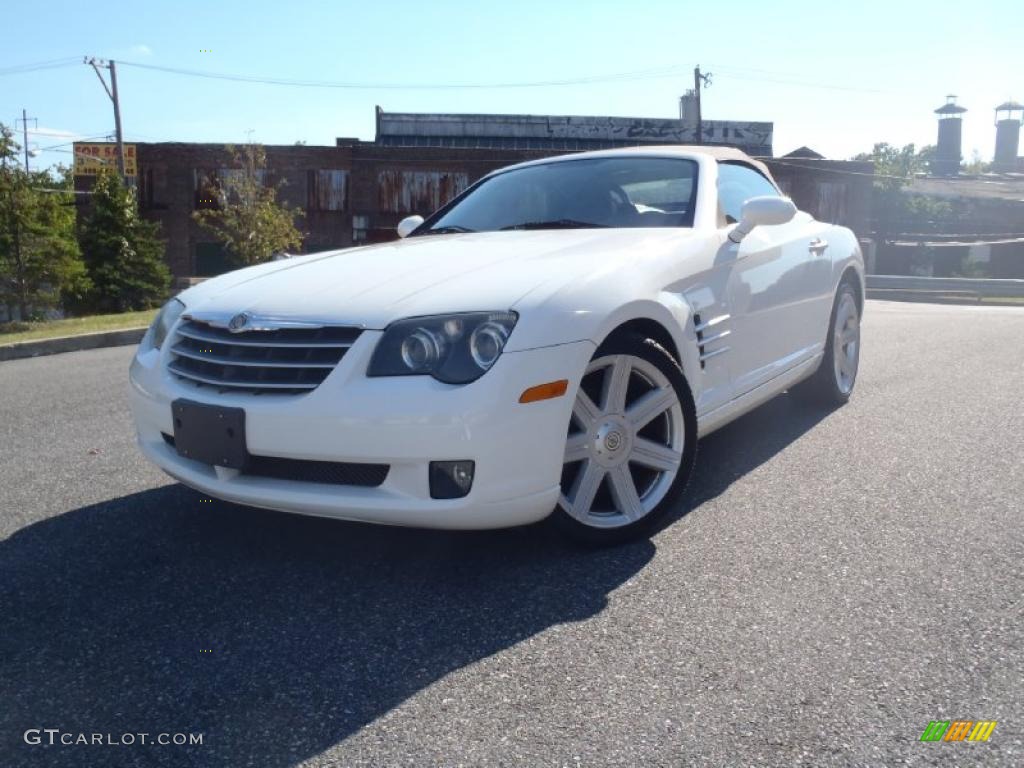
(129, 146, 863, 543)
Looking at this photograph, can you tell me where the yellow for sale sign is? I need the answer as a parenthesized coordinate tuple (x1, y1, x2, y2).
(73, 143, 137, 176)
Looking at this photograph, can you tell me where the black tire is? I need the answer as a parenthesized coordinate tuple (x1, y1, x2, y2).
(794, 280, 861, 407)
(551, 333, 698, 546)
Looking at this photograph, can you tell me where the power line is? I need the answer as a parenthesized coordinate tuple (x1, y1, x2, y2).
(713, 69, 885, 94)
(765, 157, 911, 180)
(116, 60, 691, 90)
(705, 63, 813, 80)
(0, 54, 901, 96)
(28, 127, 108, 138)
(37, 135, 114, 151)
(119, 59, 888, 94)
(37, 132, 163, 152)
(0, 56, 81, 75)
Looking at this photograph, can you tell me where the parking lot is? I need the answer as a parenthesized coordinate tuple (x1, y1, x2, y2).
(1, 300, 1022, 767)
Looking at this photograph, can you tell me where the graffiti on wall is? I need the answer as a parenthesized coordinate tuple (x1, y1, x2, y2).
(547, 117, 773, 149)
(378, 112, 773, 153)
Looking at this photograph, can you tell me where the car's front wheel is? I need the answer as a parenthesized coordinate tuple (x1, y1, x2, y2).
(553, 334, 697, 545)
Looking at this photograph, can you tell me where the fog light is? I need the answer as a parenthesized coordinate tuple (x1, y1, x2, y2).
(429, 460, 475, 499)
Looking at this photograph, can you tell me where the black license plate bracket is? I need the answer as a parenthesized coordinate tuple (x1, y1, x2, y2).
(171, 399, 248, 469)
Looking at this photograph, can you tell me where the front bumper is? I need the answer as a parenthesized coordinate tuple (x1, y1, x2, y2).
(129, 331, 595, 529)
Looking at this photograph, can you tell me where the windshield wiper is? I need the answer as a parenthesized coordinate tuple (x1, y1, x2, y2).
(422, 225, 476, 235)
(500, 219, 608, 231)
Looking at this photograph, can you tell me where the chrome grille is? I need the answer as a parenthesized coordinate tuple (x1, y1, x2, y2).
(169, 319, 361, 395)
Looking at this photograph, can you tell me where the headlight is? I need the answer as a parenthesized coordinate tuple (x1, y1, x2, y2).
(368, 311, 518, 384)
(143, 298, 186, 351)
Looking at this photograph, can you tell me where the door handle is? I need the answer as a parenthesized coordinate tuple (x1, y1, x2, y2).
(808, 238, 829, 255)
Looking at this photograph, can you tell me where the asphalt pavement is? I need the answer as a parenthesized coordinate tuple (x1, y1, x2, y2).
(1, 300, 1022, 768)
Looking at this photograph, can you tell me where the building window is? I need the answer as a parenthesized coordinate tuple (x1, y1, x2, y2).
(194, 169, 220, 210)
(308, 169, 348, 211)
(377, 170, 469, 215)
(138, 167, 155, 209)
(195, 168, 270, 210)
(218, 167, 267, 193)
(352, 214, 369, 242)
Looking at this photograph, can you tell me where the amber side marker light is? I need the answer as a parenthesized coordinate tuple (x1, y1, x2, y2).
(519, 379, 569, 404)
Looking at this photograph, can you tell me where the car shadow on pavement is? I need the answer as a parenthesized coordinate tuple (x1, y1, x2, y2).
(0, 392, 829, 768)
(659, 390, 834, 529)
(0, 486, 654, 767)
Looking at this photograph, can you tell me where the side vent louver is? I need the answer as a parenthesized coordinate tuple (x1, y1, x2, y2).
(694, 313, 704, 370)
(694, 312, 731, 370)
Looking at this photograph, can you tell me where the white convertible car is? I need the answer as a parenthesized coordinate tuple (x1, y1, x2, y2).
(130, 146, 863, 543)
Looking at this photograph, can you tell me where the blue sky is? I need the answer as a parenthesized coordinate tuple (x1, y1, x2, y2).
(2, 0, 1020, 171)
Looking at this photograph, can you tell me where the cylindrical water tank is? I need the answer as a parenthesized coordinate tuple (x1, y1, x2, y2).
(993, 101, 1023, 172)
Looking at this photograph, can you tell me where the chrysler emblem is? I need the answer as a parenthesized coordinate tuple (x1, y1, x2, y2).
(228, 312, 251, 332)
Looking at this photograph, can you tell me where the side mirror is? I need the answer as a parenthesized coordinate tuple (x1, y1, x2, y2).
(396, 215, 424, 239)
(728, 196, 797, 243)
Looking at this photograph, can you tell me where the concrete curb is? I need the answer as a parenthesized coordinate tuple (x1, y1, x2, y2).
(0, 327, 147, 362)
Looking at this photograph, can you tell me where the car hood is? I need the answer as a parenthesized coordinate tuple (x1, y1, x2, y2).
(181, 229, 702, 329)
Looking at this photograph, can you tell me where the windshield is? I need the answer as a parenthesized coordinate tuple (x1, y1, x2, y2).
(420, 157, 698, 234)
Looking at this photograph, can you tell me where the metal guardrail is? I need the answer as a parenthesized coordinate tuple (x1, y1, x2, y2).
(866, 275, 1024, 301)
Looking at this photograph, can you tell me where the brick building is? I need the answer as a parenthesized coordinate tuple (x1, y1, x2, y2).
(74, 107, 872, 279)
(122, 141, 546, 277)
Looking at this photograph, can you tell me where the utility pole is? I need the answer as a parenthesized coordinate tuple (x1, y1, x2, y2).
(16, 109, 37, 171)
(85, 57, 126, 181)
(693, 66, 712, 144)
(109, 60, 125, 179)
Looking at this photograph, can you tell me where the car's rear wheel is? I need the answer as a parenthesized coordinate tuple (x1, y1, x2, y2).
(795, 280, 861, 406)
(552, 335, 697, 545)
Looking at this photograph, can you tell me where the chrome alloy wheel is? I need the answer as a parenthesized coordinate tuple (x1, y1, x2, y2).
(833, 292, 860, 395)
(558, 353, 685, 529)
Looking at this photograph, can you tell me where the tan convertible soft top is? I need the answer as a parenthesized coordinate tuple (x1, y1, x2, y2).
(498, 144, 778, 186)
(675, 145, 776, 185)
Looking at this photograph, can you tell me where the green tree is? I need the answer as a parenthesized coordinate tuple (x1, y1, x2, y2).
(192, 143, 303, 267)
(853, 142, 955, 242)
(78, 169, 170, 312)
(962, 149, 989, 175)
(854, 142, 933, 184)
(0, 124, 90, 320)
